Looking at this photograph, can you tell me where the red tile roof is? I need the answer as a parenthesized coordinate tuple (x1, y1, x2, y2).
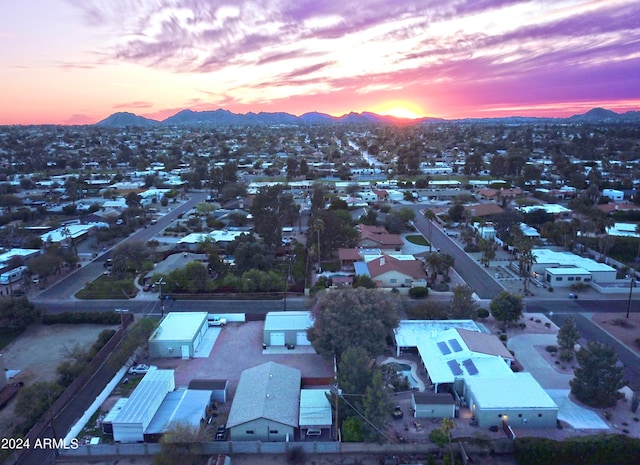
(367, 255, 427, 279)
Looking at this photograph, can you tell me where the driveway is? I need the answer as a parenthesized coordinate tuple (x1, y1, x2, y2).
(508, 333, 609, 430)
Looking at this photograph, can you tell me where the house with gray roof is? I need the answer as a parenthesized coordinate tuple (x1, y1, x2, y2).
(227, 362, 301, 441)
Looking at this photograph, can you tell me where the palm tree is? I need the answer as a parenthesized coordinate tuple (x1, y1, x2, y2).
(426, 253, 442, 284)
(311, 217, 325, 269)
(423, 209, 437, 253)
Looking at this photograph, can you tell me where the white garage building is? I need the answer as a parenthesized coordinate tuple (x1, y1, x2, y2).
(112, 368, 175, 443)
(148, 312, 208, 359)
(263, 311, 313, 348)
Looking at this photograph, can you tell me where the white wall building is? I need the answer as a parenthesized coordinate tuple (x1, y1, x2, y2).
(148, 312, 208, 359)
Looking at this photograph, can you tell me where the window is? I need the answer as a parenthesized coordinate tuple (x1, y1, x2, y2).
(568, 277, 574, 281)
(246, 430, 255, 435)
(576, 277, 581, 281)
(555, 277, 563, 282)
(538, 414, 542, 417)
(390, 278, 397, 284)
(584, 278, 591, 282)
(269, 429, 278, 434)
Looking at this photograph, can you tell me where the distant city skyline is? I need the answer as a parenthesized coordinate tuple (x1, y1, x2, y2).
(2, 0, 639, 125)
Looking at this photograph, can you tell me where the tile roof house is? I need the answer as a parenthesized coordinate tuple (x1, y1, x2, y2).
(464, 203, 504, 218)
(364, 255, 427, 288)
(356, 224, 404, 251)
(227, 362, 301, 442)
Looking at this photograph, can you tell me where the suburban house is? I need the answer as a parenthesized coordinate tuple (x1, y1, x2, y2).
(356, 224, 404, 251)
(476, 188, 524, 202)
(355, 254, 428, 288)
(392, 320, 557, 428)
(463, 203, 504, 219)
(531, 248, 617, 286)
(518, 204, 572, 220)
(227, 362, 301, 441)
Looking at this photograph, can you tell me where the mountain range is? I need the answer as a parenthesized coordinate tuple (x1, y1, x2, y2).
(96, 107, 640, 127)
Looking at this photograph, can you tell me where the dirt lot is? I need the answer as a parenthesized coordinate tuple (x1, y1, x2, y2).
(0, 323, 118, 438)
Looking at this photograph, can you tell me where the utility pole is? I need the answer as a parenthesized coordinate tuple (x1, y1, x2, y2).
(627, 277, 635, 319)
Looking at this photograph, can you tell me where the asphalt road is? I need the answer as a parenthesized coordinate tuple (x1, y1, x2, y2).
(33, 193, 208, 303)
(411, 205, 505, 299)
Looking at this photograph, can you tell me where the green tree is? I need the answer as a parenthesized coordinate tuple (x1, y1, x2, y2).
(449, 284, 479, 320)
(557, 317, 581, 351)
(307, 288, 401, 361)
(14, 381, 64, 427)
(570, 341, 626, 408)
(362, 370, 393, 442)
(490, 291, 523, 328)
(342, 416, 364, 442)
(0, 296, 40, 330)
(352, 275, 377, 289)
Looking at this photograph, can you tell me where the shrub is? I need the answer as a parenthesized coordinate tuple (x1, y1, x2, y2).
(408, 287, 429, 299)
(477, 309, 489, 319)
(431, 282, 450, 292)
(499, 334, 507, 341)
(546, 345, 558, 353)
(42, 311, 121, 325)
(548, 286, 554, 292)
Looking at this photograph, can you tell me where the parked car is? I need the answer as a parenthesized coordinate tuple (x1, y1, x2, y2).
(143, 283, 152, 292)
(128, 364, 156, 375)
(208, 316, 227, 327)
(392, 405, 403, 419)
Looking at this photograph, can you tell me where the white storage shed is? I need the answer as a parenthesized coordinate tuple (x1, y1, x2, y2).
(148, 312, 208, 359)
(263, 311, 313, 347)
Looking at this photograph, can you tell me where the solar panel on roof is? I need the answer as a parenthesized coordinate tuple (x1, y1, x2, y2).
(437, 341, 451, 355)
(447, 360, 462, 376)
(463, 359, 479, 376)
(448, 339, 463, 352)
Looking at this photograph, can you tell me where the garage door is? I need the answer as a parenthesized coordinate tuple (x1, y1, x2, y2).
(270, 332, 285, 346)
(296, 331, 311, 345)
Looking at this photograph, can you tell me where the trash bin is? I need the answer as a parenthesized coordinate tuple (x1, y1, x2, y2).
(568, 293, 574, 299)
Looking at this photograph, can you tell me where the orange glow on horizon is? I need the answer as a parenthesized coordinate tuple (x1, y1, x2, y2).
(371, 100, 425, 119)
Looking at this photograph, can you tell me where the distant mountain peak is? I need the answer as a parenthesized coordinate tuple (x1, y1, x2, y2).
(94, 106, 639, 127)
(96, 112, 159, 127)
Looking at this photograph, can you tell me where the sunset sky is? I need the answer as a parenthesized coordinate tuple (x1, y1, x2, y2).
(2, 0, 639, 125)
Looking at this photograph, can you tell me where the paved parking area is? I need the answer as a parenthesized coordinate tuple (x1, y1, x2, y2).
(547, 390, 609, 429)
(150, 321, 334, 398)
(508, 334, 610, 430)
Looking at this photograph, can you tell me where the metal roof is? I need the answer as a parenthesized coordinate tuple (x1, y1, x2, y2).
(145, 388, 212, 434)
(299, 389, 332, 428)
(227, 362, 301, 428)
(113, 369, 175, 427)
(264, 311, 313, 332)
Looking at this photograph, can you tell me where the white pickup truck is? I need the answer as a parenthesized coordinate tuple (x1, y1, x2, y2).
(208, 315, 227, 327)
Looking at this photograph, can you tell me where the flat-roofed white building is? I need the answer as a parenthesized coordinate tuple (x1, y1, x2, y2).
(518, 204, 572, 219)
(466, 373, 558, 428)
(299, 389, 332, 437)
(393, 320, 481, 357)
(263, 311, 313, 347)
(532, 249, 616, 284)
(544, 267, 592, 288)
(148, 312, 208, 359)
(112, 368, 175, 443)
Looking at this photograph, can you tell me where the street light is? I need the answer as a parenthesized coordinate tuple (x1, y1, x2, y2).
(155, 278, 167, 316)
(283, 254, 294, 311)
(627, 277, 635, 319)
